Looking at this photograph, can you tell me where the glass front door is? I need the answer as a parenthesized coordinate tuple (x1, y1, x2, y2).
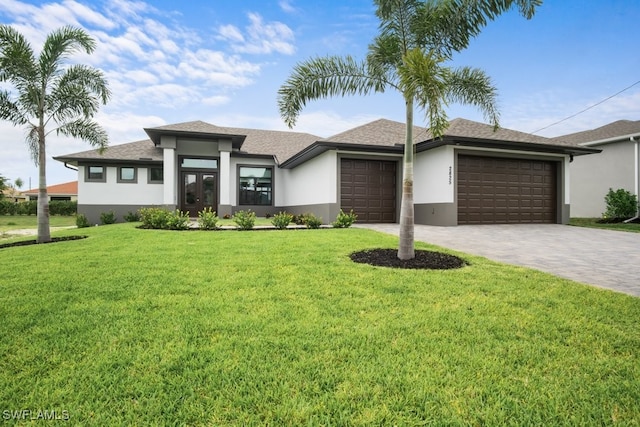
(181, 172, 217, 217)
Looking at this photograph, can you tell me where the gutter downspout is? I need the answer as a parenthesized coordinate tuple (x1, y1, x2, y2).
(623, 136, 640, 223)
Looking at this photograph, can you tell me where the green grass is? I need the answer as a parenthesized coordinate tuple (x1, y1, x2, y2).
(570, 217, 640, 233)
(1, 224, 638, 425)
(0, 215, 77, 232)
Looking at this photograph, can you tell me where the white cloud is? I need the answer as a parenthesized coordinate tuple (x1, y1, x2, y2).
(279, 0, 297, 14)
(218, 12, 295, 55)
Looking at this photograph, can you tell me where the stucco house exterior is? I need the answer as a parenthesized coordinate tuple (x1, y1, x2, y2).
(54, 118, 597, 225)
(555, 120, 640, 218)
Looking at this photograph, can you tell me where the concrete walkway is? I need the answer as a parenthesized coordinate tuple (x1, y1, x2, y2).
(356, 223, 640, 297)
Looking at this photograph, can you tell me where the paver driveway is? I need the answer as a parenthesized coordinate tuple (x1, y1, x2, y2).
(356, 223, 640, 297)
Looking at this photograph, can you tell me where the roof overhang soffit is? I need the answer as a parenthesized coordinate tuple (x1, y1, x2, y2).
(143, 128, 246, 150)
(416, 136, 602, 156)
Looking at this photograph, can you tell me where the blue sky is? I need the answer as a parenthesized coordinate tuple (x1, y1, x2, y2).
(1, 0, 639, 187)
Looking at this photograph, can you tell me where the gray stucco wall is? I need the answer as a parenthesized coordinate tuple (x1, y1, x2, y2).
(570, 141, 636, 217)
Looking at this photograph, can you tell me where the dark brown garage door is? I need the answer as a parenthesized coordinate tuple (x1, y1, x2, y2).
(341, 158, 397, 223)
(458, 155, 557, 224)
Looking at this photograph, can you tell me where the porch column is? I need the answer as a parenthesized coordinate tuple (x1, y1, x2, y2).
(218, 141, 232, 217)
(161, 136, 177, 208)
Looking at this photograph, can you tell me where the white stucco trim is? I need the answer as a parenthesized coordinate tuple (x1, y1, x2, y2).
(219, 151, 231, 205)
(163, 148, 176, 205)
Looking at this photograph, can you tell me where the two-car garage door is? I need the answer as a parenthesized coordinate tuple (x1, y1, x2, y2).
(457, 155, 557, 224)
(340, 155, 558, 225)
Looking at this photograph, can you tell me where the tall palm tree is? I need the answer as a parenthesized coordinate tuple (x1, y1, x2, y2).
(278, 0, 541, 259)
(0, 25, 110, 243)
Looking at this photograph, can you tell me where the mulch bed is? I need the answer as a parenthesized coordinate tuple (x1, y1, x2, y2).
(350, 248, 466, 270)
(0, 235, 87, 249)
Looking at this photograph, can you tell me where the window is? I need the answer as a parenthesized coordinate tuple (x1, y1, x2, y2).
(148, 167, 163, 183)
(239, 166, 272, 205)
(118, 166, 137, 183)
(86, 165, 105, 182)
(181, 158, 218, 169)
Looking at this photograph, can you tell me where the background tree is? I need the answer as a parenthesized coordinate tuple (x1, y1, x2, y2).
(278, 0, 541, 259)
(0, 25, 110, 242)
(0, 174, 7, 199)
(14, 177, 23, 190)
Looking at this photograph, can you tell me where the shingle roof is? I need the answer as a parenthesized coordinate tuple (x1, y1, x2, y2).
(23, 180, 78, 195)
(321, 117, 570, 147)
(55, 139, 162, 163)
(322, 118, 427, 146)
(552, 120, 640, 145)
(143, 120, 320, 164)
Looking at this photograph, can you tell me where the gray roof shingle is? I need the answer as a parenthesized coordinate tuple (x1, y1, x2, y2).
(55, 139, 162, 163)
(552, 120, 640, 145)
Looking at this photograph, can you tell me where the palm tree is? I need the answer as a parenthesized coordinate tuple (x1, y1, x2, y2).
(278, 0, 541, 259)
(0, 25, 110, 243)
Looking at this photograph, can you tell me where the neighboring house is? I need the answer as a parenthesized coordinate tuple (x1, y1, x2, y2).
(23, 181, 78, 202)
(1, 187, 28, 202)
(54, 118, 597, 225)
(555, 120, 640, 218)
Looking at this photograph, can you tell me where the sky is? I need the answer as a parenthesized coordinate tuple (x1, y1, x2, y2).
(0, 0, 639, 188)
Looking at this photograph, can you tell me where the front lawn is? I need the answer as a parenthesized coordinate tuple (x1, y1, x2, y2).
(570, 217, 640, 233)
(0, 214, 77, 232)
(1, 224, 638, 425)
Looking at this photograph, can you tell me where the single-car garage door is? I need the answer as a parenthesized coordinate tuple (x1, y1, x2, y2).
(458, 155, 557, 224)
(341, 158, 397, 223)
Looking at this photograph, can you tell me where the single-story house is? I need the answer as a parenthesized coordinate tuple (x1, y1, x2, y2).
(54, 118, 598, 225)
(23, 180, 78, 202)
(555, 120, 640, 218)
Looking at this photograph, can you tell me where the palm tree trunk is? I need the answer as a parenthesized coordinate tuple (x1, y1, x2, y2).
(37, 131, 51, 243)
(398, 97, 415, 260)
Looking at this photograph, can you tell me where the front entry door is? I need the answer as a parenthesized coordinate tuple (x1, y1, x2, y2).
(182, 172, 217, 217)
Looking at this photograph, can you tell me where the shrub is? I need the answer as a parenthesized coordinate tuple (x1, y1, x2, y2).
(49, 200, 77, 216)
(76, 213, 90, 228)
(166, 210, 190, 230)
(604, 188, 638, 219)
(332, 209, 358, 228)
(232, 210, 256, 230)
(123, 211, 140, 222)
(139, 207, 171, 229)
(100, 211, 117, 225)
(271, 211, 293, 229)
(302, 213, 322, 229)
(0, 200, 17, 215)
(198, 207, 219, 230)
(15, 201, 37, 215)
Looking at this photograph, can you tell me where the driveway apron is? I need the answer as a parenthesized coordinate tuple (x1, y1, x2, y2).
(355, 224, 640, 297)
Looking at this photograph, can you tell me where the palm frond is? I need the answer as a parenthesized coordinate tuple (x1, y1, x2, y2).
(0, 90, 29, 125)
(56, 118, 109, 153)
(0, 25, 37, 86)
(39, 26, 95, 79)
(446, 66, 500, 128)
(278, 55, 388, 128)
(25, 124, 39, 165)
(398, 49, 451, 138)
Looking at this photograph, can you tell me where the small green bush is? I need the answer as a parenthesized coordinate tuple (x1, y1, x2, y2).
(123, 211, 140, 222)
(198, 207, 219, 230)
(271, 211, 293, 229)
(167, 210, 190, 230)
(15, 201, 37, 215)
(139, 207, 171, 229)
(232, 210, 256, 230)
(100, 211, 117, 225)
(332, 209, 357, 228)
(302, 213, 322, 229)
(604, 188, 638, 219)
(76, 214, 90, 228)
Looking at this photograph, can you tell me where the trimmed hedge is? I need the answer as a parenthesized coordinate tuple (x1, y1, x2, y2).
(0, 200, 77, 216)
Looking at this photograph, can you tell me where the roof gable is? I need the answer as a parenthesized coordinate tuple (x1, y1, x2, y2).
(553, 120, 640, 145)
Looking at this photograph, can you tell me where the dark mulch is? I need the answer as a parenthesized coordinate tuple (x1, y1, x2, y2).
(350, 248, 466, 270)
(0, 235, 87, 249)
(597, 217, 640, 224)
